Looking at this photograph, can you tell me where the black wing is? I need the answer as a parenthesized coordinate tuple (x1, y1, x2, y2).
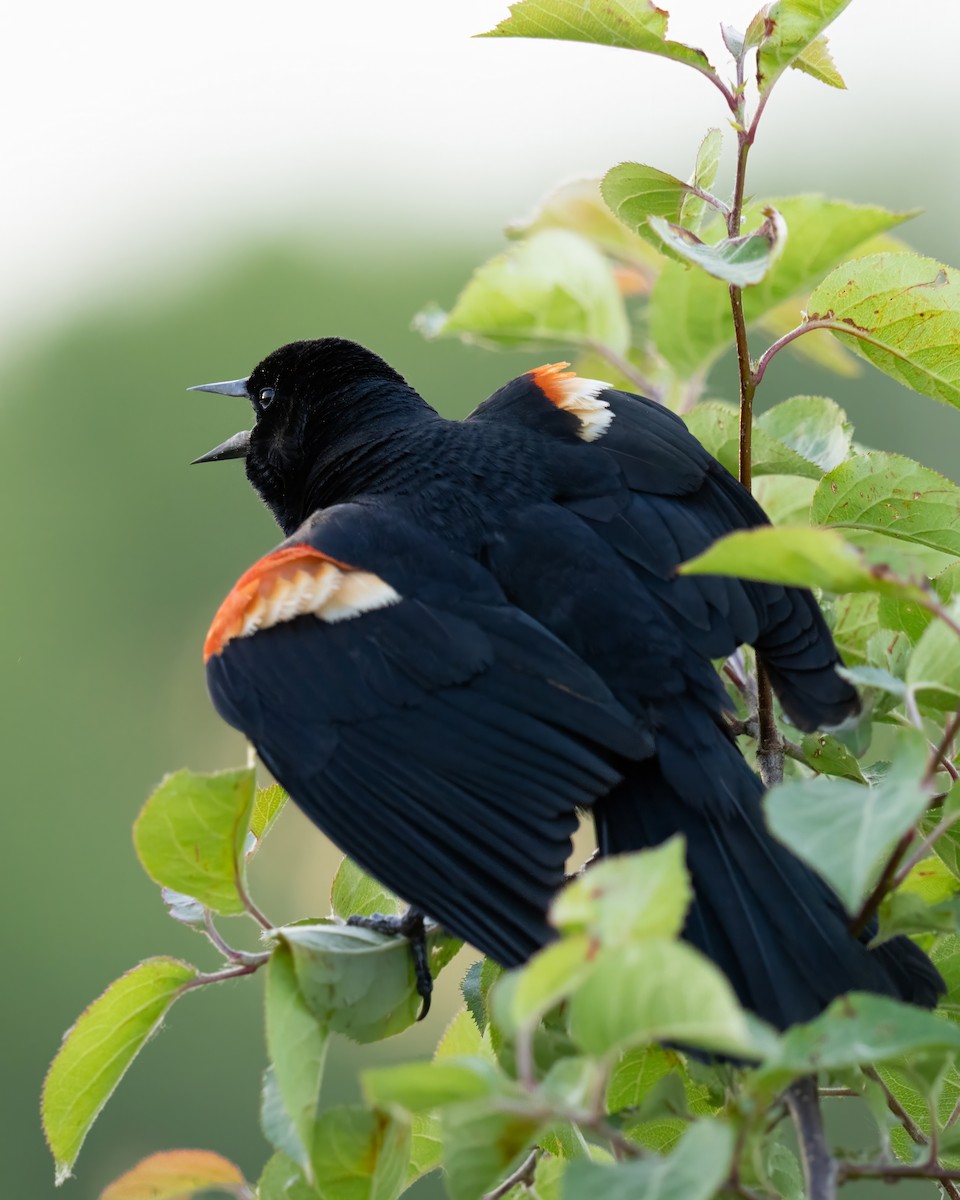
(467, 369, 858, 730)
(205, 502, 647, 966)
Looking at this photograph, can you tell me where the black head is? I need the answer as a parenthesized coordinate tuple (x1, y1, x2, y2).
(190, 337, 420, 532)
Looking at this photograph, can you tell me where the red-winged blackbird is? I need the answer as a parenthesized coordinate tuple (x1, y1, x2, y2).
(192, 337, 942, 1027)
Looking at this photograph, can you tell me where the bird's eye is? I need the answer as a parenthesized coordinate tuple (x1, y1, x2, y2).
(259, 387, 276, 408)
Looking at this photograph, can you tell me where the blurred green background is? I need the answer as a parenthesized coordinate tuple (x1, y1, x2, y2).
(6, 215, 958, 1198)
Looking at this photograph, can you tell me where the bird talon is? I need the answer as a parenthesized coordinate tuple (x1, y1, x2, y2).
(346, 906, 432, 1018)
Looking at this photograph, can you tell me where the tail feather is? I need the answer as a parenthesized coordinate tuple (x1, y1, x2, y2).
(594, 727, 944, 1027)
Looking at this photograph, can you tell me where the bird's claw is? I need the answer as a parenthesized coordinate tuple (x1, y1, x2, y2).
(346, 906, 433, 1019)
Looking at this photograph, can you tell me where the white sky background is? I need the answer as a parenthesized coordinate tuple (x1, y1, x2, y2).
(4, 1, 959, 346)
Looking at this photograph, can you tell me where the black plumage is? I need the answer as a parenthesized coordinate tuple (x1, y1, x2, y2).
(194, 337, 943, 1026)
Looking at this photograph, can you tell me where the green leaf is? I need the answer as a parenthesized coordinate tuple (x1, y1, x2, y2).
(250, 784, 287, 845)
(262, 1066, 314, 1168)
(99, 1150, 247, 1200)
(876, 889, 959, 944)
(877, 1060, 960, 1167)
(407, 1113, 443, 1187)
(601, 164, 698, 263)
(477, 0, 715, 76)
(567, 941, 767, 1058)
(685, 402, 823, 480)
(679, 129, 722, 234)
(757, 395, 853, 472)
(160, 887, 206, 927)
(363, 1061, 498, 1114)
(756, 0, 853, 94)
(134, 768, 256, 915)
(752, 475, 818, 526)
(435, 1007, 491, 1061)
(791, 33, 845, 88)
(680, 525, 928, 599)
(330, 857, 402, 921)
(551, 838, 692, 945)
(753, 992, 960, 1090)
(442, 1102, 542, 1200)
(607, 1047, 717, 1153)
(907, 599, 960, 708)
(265, 945, 329, 1179)
(648, 207, 785, 287)
(502, 936, 596, 1033)
(308, 1107, 411, 1200)
(42, 957, 197, 1183)
(278, 921, 454, 1043)
(418, 230, 629, 353)
(808, 252, 960, 407)
(258, 1153, 320, 1200)
(812, 452, 960, 558)
(650, 196, 911, 378)
(508, 178, 663, 273)
(800, 732, 866, 782)
(461, 957, 503, 1034)
(563, 1121, 735, 1200)
(764, 729, 929, 913)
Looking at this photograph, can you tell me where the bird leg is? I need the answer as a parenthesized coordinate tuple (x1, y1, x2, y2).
(346, 906, 433, 1019)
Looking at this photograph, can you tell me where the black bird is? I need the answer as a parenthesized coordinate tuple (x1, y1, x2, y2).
(192, 337, 943, 1027)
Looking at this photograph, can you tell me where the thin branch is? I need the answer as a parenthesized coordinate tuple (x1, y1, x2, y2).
(840, 1161, 960, 1184)
(583, 339, 657, 397)
(786, 1076, 838, 1200)
(861, 1066, 928, 1148)
(203, 911, 269, 966)
(753, 317, 929, 388)
(892, 806, 960, 889)
(482, 1149, 539, 1200)
(849, 829, 915, 937)
(178, 959, 269, 995)
(925, 709, 960, 788)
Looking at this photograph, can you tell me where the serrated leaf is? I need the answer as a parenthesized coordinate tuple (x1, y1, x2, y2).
(330, 857, 402, 921)
(808, 252, 960, 407)
(503, 936, 595, 1032)
(308, 1107, 411, 1200)
(752, 474, 818, 526)
(756, 0, 853, 94)
(435, 1007, 490, 1062)
(278, 921, 455, 1043)
(564, 1121, 735, 1200)
(680, 525, 929, 599)
(828, 595, 881, 665)
(753, 992, 960, 1090)
(99, 1149, 247, 1200)
(134, 768, 256, 916)
(250, 784, 287, 845)
(877, 1060, 960, 1167)
(418, 230, 629, 353)
(764, 728, 929, 912)
(441, 1102, 542, 1200)
(650, 196, 911, 378)
(551, 838, 692, 945)
(876, 889, 959, 944)
(907, 599, 960, 708)
(680, 129, 722, 233)
(363, 1061, 498, 1114)
(812, 451, 960, 557)
(648, 207, 785, 287)
(757, 395, 853, 472)
(567, 940, 766, 1058)
(685, 402, 822, 480)
(265, 945, 329, 1179)
(601, 163, 698, 263)
(792, 33, 845, 87)
(43, 958, 197, 1183)
(477, 0, 715, 75)
(800, 732, 866, 782)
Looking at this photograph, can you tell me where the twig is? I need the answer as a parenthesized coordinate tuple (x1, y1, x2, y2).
(925, 709, 960, 788)
(482, 1149, 539, 1200)
(178, 959, 269, 994)
(818, 1088, 859, 1098)
(848, 829, 915, 937)
(861, 1066, 929, 1148)
(839, 1161, 960, 1184)
(785, 1077, 838, 1200)
(583, 339, 657, 398)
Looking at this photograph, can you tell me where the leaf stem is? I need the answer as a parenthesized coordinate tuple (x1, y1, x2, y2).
(482, 1149, 539, 1200)
(848, 830, 915, 937)
(178, 958, 269, 994)
(584, 339, 657, 398)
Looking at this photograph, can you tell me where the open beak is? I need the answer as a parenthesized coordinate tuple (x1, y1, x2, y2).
(189, 377, 252, 464)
